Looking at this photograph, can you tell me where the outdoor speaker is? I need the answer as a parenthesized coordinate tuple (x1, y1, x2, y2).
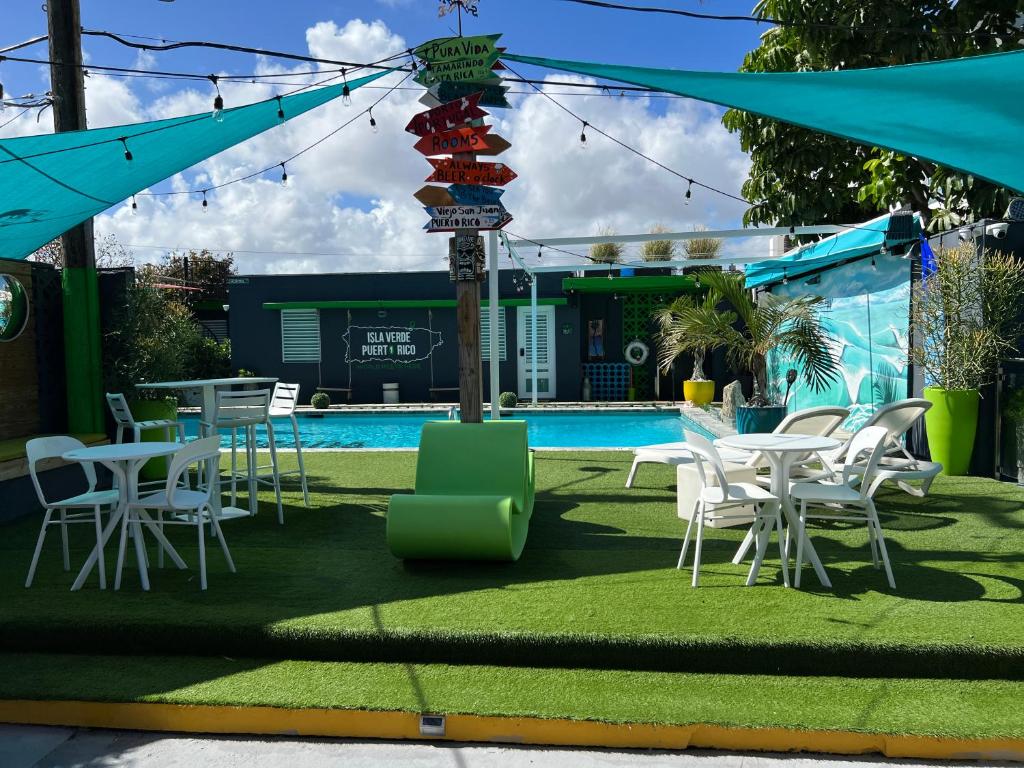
(1005, 197, 1024, 221)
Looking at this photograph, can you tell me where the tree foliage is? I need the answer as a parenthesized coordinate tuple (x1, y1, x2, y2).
(31, 233, 135, 269)
(139, 250, 236, 309)
(723, 0, 1022, 231)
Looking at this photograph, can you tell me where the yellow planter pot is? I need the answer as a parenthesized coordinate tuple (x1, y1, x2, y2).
(683, 380, 715, 405)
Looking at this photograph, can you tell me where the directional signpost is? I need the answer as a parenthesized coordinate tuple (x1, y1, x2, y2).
(411, 30, 514, 423)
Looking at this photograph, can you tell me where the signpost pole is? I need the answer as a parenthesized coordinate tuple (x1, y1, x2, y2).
(456, 251, 483, 423)
(531, 275, 539, 406)
(488, 229, 500, 421)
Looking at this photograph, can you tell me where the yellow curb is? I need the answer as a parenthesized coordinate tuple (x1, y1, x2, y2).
(0, 699, 1022, 762)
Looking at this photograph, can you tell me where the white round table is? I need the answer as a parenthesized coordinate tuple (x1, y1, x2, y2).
(716, 433, 841, 588)
(64, 442, 187, 591)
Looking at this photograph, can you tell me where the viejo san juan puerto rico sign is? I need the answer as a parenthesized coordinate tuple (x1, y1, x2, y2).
(344, 326, 443, 364)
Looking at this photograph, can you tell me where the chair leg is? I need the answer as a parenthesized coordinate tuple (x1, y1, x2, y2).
(774, 503, 790, 588)
(868, 500, 896, 589)
(625, 458, 641, 488)
(266, 422, 284, 525)
(94, 506, 106, 590)
(677, 502, 697, 569)
(794, 500, 808, 589)
(691, 508, 706, 587)
(867, 517, 880, 568)
(746, 508, 772, 587)
(157, 510, 165, 569)
(208, 507, 236, 573)
(25, 509, 54, 588)
(247, 425, 258, 516)
(292, 415, 310, 508)
(59, 508, 70, 571)
(197, 514, 208, 591)
(230, 428, 239, 507)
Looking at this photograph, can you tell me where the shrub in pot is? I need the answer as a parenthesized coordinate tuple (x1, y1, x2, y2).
(658, 270, 838, 432)
(498, 391, 518, 409)
(310, 392, 331, 410)
(655, 293, 717, 406)
(909, 243, 1024, 475)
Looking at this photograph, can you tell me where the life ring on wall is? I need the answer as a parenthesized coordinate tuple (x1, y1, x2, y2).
(624, 339, 650, 366)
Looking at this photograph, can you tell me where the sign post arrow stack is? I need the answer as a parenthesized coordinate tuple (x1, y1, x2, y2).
(410, 31, 515, 424)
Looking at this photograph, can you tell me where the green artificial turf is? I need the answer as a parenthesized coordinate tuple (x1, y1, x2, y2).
(0, 652, 1022, 740)
(1, 451, 1023, 679)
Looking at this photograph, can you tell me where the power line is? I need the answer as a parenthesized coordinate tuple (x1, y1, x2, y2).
(500, 60, 748, 205)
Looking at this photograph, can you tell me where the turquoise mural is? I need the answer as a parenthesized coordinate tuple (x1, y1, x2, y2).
(768, 256, 910, 430)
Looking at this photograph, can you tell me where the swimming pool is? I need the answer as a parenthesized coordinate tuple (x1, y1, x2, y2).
(179, 409, 705, 449)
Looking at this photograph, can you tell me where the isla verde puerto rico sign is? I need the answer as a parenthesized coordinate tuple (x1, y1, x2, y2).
(343, 326, 443, 364)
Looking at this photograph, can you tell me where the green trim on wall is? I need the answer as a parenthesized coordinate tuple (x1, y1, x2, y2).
(262, 298, 568, 310)
(562, 275, 698, 295)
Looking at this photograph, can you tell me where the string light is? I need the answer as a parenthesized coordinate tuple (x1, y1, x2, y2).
(131, 195, 138, 214)
(368, 108, 377, 133)
(579, 120, 588, 147)
(280, 162, 288, 186)
(879, 242, 888, 255)
(789, 225, 795, 235)
(685, 179, 692, 202)
(871, 254, 877, 268)
(119, 136, 132, 161)
(275, 95, 285, 122)
(407, 50, 418, 72)
(342, 70, 352, 106)
(201, 190, 209, 212)
(782, 267, 789, 285)
(210, 75, 224, 122)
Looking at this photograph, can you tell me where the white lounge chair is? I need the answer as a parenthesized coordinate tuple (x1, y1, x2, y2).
(626, 406, 849, 488)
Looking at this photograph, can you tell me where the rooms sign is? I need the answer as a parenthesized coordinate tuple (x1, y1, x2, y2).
(344, 326, 443, 364)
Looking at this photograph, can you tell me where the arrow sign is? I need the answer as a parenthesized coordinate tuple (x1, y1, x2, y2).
(413, 185, 455, 207)
(430, 81, 510, 109)
(448, 183, 504, 206)
(424, 204, 513, 233)
(476, 133, 511, 157)
(414, 54, 501, 88)
(414, 125, 492, 156)
(426, 158, 517, 186)
(406, 93, 488, 137)
(414, 34, 501, 64)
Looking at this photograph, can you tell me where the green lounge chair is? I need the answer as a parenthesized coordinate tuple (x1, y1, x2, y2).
(387, 420, 535, 561)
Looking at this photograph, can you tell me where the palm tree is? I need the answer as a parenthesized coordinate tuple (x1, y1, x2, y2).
(655, 292, 719, 381)
(655, 270, 838, 406)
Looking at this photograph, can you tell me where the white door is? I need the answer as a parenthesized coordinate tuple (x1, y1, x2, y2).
(516, 305, 557, 399)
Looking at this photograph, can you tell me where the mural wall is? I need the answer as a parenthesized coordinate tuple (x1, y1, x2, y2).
(768, 255, 910, 430)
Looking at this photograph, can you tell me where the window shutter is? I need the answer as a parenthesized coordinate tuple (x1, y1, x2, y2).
(480, 306, 506, 362)
(281, 309, 321, 362)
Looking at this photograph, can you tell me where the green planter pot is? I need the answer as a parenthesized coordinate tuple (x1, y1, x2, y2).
(923, 387, 979, 476)
(131, 398, 180, 482)
(736, 405, 787, 435)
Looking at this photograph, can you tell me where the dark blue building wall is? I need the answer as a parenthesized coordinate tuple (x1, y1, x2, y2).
(228, 269, 580, 404)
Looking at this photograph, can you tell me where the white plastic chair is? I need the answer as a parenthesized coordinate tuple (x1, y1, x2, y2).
(818, 399, 941, 497)
(790, 425, 896, 589)
(25, 436, 118, 589)
(200, 389, 283, 523)
(677, 430, 789, 588)
(261, 382, 309, 507)
(121, 436, 236, 591)
(106, 392, 185, 444)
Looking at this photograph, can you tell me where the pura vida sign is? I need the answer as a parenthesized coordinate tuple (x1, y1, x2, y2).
(344, 326, 443, 364)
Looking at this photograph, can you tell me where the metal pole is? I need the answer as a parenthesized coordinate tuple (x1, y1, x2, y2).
(488, 230, 500, 420)
(531, 276, 539, 405)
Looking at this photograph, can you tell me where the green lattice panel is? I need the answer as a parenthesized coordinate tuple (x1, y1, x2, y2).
(622, 295, 664, 399)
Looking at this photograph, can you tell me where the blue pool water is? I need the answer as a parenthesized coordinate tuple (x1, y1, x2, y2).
(179, 410, 697, 449)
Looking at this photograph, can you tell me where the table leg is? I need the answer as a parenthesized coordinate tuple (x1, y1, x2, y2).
(777, 453, 831, 588)
(71, 461, 127, 592)
(201, 386, 224, 518)
(136, 509, 188, 569)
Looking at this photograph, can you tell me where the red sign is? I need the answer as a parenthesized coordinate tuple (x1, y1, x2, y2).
(414, 125, 492, 156)
(425, 158, 517, 186)
(405, 93, 488, 137)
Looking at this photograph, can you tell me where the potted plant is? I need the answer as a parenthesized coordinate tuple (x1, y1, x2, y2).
(655, 294, 718, 406)
(658, 270, 839, 433)
(909, 243, 1024, 475)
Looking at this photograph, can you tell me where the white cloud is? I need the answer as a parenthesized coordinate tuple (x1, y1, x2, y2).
(4, 18, 754, 274)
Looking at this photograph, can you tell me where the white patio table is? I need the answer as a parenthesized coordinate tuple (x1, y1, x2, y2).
(138, 376, 278, 519)
(64, 441, 186, 591)
(715, 432, 840, 588)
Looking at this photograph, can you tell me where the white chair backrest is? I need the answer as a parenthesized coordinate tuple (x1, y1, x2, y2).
(683, 430, 731, 499)
(106, 392, 135, 428)
(26, 435, 94, 506)
(865, 398, 931, 448)
(213, 389, 271, 427)
(271, 382, 300, 414)
(776, 406, 850, 437)
(842, 425, 890, 498)
(165, 436, 222, 508)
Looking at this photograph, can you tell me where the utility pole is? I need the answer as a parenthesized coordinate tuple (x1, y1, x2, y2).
(48, 0, 104, 433)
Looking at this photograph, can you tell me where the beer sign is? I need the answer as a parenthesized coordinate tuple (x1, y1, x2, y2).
(426, 157, 517, 186)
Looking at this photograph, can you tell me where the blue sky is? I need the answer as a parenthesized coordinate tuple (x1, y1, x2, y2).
(1, 1, 765, 273)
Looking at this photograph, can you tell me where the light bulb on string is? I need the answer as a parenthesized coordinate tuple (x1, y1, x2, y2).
(201, 190, 209, 213)
(210, 76, 224, 122)
(119, 137, 132, 162)
(537, 246, 543, 260)
(131, 195, 138, 214)
(782, 268, 789, 285)
(368, 108, 378, 133)
(879, 243, 888, 255)
(408, 50, 418, 71)
(280, 162, 288, 186)
(685, 179, 692, 203)
(275, 96, 285, 123)
(579, 121, 588, 148)
(0, 81, 6, 112)
(341, 70, 351, 106)
(871, 254, 877, 268)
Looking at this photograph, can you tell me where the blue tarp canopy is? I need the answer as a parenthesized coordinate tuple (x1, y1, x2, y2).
(0, 70, 388, 260)
(744, 212, 922, 288)
(503, 51, 1024, 195)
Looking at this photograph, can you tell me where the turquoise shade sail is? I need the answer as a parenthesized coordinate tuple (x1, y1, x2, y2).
(0, 70, 389, 260)
(503, 51, 1024, 194)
